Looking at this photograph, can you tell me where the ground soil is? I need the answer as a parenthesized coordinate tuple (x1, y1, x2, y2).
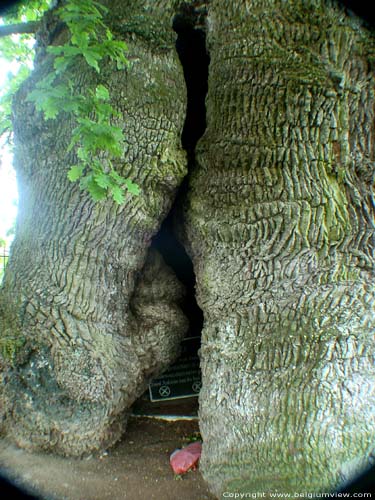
(0, 401, 217, 500)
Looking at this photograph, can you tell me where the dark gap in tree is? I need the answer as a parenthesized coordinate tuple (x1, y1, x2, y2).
(152, 212, 203, 337)
(132, 7, 209, 414)
(337, 0, 375, 27)
(133, 5, 209, 413)
(133, 6, 208, 413)
(150, 6, 209, 339)
(173, 3, 209, 157)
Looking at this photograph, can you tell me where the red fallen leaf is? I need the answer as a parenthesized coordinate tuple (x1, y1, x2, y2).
(170, 441, 202, 474)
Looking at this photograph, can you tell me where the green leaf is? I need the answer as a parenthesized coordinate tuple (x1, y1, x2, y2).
(76, 147, 89, 161)
(124, 179, 141, 195)
(82, 49, 101, 72)
(81, 176, 107, 201)
(48, 45, 82, 58)
(44, 106, 59, 120)
(54, 56, 72, 73)
(94, 171, 112, 189)
(109, 170, 125, 184)
(71, 31, 89, 48)
(67, 164, 84, 181)
(111, 185, 125, 204)
(95, 85, 110, 101)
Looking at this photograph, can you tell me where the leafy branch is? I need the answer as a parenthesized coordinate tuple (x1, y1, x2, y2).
(26, 0, 140, 203)
(1, 0, 140, 203)
(0, 2, 47, 144)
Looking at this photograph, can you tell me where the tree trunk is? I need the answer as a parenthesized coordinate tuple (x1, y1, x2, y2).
(2, 0, 375, 495)
(183, 0, 375, 495)
(0, 0, 189, 455)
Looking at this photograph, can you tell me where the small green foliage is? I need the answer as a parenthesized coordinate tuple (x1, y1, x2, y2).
(95, 84, 109, 100)
(48, 0, 129, 74)
(3, 0, 51, 22)
(1, 0, 139, 204)
(183, 431, 202, 443)
(0, 53, 32, 144)
(123, 178, 141, 195)
(0, 335, 25, 362)
(67, 164, 84, 182)
(28, 0, 138, 203)
(0, 1, 51, 143)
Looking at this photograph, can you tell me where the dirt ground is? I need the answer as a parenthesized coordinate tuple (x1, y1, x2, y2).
(0, 416, 217, 500)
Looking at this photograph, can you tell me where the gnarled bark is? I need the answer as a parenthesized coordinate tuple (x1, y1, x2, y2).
(0, 0, 189, 455)
(183, 0, 375, 495)
(2, 0, 375, 496)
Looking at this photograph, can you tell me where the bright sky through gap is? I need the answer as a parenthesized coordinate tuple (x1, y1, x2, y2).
(0, 26, 38, 244)
(0, 146, 18, 239)
(0, 45, 24, 244)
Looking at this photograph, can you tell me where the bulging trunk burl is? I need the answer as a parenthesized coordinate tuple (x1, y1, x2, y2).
(0, 0, 189, 455)
(183, 0, 375, 495)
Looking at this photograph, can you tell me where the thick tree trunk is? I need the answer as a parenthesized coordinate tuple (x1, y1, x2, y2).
(2, 0, 375, 495)
(183, 0, 375, 495)
(0, 0, 189, 455)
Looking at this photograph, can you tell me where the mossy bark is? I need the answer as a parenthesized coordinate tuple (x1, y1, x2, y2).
(1, 0, 375, 494)
(182, 0, 375, 496)
(0, 0, 188, 455)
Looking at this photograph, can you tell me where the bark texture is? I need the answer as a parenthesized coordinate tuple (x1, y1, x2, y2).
(2, 0, 375, 495)
(183, 0, 375, 495)
(0, 0, 189, 455)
